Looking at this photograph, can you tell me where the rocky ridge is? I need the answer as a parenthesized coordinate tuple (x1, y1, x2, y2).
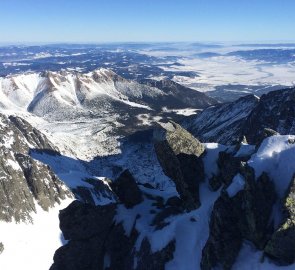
(186, 87, 295, 145)
(0, 113, 72, 222)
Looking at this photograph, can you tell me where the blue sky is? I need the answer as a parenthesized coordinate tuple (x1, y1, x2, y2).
(0, 0, 295, 43)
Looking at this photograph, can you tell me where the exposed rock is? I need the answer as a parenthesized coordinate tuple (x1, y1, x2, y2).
(8, 115, 57, 151)
(73, 178, 117, 205)
(216, 151, 247, 187)
(208, 174, 222, 191)
(51, 236, 106, 270)
(15, 153, 70, 211)
(243, 88, 295, 144)
(142, 79, 218, 109)
(201, 164, 277, 269)
(264, 175, 295, 265)
(201, 193, 242, 270)
(154, 121, 205, 157)
(59, 200, 116, 241)
(104, 223, 138, 270)
(110, 170, 143, 208)
(0, 113, 72, 222)
(51, 201, 117, 270)
(135, 238, 175, 270)
(255, 128, 279, 147)
(152, 206, 182, 230)
(51, 200, 176, 270)
(165, 196, 183, 208)
(154, 121, 205, 210)
(239, 170, 276, 248)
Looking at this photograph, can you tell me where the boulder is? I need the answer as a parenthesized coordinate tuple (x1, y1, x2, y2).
(51, 201, 116, 270)
(59, 200, 116, 241)
(153, 121, 205, 210)
(111, 170, 143, 208)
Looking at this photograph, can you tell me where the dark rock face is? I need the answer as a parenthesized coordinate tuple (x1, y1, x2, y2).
(216, 152, 247, 187)
(104, 223, 138, 270)
(0, 113, 72, 222)
(135, 238, 175, 270)
(153, 121, 205, 209)
(264, 175, 295, 265)
(59, 201, 116, 241)
(110, 170, 143, 208)
(51, 201, 116, 270)
(51, 200, 175, 270)
(201, 164, 277, 270)
(201, 194, 242, 270)
(243, 88, 295, 145)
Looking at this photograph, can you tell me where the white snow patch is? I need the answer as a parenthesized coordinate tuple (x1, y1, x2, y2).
(248, 135, 295, 198)
(0, 198, 73, 270)
(235, 143, 256, 157)
(226, 173, 245, 197)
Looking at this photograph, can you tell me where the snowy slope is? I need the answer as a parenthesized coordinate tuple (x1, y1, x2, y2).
(0, 69, 165, 118)
(186, 87, 295, 145)
(186, 94, 259, 144)
(0, 199, 72, 270)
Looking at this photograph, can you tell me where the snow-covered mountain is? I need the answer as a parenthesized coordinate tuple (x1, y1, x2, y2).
(186, 87, 295, 145)
(0, 68, 216, 119)
(0, 68, 217, 159)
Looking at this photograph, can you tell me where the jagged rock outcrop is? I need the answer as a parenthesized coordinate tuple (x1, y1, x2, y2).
(51, 201, 117, 270)
(51, 199, 175, 270)
(264, 175, 295, 265)
(153, 121, 205, 209)
(201, 193, 242, 270)
(243, 88, 295, 144)
(201, 163, 277, 270)
(110, 170, 143, 208)
(0, 113, 72, 222)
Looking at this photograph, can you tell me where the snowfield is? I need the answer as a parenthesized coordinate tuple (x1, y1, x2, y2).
(0, 199, 73, 270)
